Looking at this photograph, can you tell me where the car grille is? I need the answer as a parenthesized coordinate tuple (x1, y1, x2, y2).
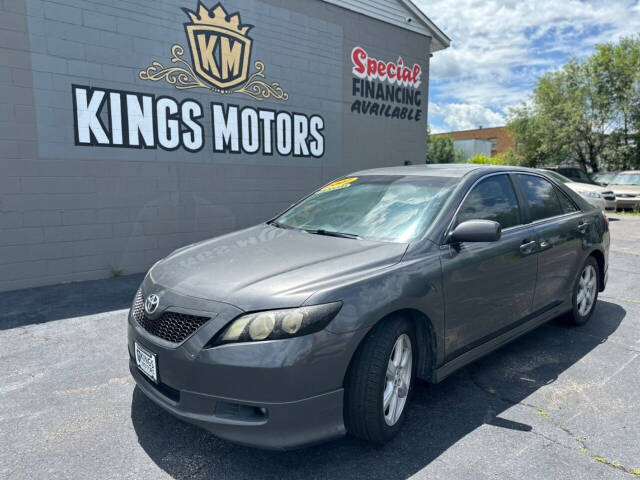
(131, 290, 210, 344)
(618, 194, 637, 198)
(602, 191, 615, 201)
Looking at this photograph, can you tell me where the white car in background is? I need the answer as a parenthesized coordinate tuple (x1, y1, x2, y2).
(607, 171, 640, 210)
(540, 169, 617, 211)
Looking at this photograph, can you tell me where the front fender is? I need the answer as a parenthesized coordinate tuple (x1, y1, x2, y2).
(305, 245, 445, 367)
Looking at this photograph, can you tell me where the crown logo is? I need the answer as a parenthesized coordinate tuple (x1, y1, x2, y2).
(138, 2, 288, 101)
(182, 3, 252, 35)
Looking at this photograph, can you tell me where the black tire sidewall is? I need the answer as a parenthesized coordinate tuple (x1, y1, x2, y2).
(344, 316, 418, 444)
(570, 256, 599, 325)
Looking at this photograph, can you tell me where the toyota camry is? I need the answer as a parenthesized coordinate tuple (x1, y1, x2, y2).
(128, 164, 609, 449)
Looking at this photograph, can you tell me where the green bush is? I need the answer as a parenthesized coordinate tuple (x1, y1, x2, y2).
(466, 150, 521, 165)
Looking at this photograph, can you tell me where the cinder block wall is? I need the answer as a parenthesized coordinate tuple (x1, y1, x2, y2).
(0, 0, 431, 292)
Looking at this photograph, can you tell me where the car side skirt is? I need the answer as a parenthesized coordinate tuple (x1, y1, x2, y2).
(432, 297, 572, 383)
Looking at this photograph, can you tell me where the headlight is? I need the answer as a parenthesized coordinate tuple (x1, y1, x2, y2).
(209, 302, 342, 346)
(579, 190, 601, 199)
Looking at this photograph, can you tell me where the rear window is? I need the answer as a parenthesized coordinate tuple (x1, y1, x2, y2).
(518, 174, 565, 221)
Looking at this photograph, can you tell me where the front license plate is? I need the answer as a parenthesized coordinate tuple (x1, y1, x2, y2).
(135, 342, 157, 383)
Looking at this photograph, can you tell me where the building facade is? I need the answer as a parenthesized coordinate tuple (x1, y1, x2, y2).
(0, 0, 448, 292)
(432, 126, 515, 158)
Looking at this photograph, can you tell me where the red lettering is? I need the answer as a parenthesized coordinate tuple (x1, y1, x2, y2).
(351, 47, 366, 75)
(367, 58, 377, 78)
(412, 65, 422, 84)
(377, 60, 387, 78)
(350, 47, 421, 87)
(387, 62, 396, 79)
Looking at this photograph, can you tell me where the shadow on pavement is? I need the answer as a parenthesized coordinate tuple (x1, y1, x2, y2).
(0, 273, 144, 330)
(131, 300, 625, 480)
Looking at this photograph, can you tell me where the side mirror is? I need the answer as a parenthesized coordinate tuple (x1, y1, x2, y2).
(448, 220, 501, 244)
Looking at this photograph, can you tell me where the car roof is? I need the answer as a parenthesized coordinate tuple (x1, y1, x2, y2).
(349, 164, 538, 178)
(542, 165, 584, 170)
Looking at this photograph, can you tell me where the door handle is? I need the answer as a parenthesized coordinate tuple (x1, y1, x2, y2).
(519, 240, 537, 254)
(577, 222, 590, 234)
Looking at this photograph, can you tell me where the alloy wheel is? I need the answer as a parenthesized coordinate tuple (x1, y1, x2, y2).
(383, 333, 412, 426)
(577, 264, 597, 316)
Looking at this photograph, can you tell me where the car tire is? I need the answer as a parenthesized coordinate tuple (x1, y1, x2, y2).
(567, 256, 599, 326)
(344, 316, 416, 444)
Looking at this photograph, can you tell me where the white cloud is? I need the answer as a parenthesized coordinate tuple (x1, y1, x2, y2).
(418, 0, 640, 132)
(429, 103, 505, 133)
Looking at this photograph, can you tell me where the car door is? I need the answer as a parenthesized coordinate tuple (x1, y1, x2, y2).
(440, 173, 538, 361)
(515, 173, 582, 312)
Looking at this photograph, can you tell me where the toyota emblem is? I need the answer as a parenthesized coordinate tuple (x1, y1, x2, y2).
(144, 294, 159, 315)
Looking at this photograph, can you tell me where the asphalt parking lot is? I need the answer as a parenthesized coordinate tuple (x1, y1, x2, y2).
(1, 214, 639, 479)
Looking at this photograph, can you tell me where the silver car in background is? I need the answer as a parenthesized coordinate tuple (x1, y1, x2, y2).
(607, 171, 640, 210)
(540, 170, 616, 211)
(592, 171, 619, 186)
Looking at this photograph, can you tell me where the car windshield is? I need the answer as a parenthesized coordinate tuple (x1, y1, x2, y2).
(594, 172, 615, 183)
(611, 173, 640, 185)
(273, 175, 458, 242)
(560, 168, 592, 183)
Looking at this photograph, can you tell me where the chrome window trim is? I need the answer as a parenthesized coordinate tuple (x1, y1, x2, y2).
(524, 210, 582, 227)
(442, 170, 584, 244)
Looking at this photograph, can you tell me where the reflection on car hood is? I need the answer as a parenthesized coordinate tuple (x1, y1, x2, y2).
(149, 224, 408, 311)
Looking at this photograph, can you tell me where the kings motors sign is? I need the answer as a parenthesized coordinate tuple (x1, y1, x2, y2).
(71, 2, 325, 157)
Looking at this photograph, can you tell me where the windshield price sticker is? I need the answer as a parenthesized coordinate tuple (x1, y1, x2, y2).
(320, 177, 359, 193)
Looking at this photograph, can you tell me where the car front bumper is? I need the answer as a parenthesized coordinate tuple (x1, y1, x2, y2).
(583, 196, 616, 211)
(127, 281, 359, 450)
(128, 357, 345, 450)
(603, 198, 617, 211)
(615, 196, 640, 209)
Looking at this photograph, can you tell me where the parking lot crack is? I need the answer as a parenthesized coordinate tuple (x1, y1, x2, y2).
(469, 373, 640, 477)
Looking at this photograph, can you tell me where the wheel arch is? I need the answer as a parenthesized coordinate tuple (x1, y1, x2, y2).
(588, 248, 606, 292)
(343, 308, 438, 388)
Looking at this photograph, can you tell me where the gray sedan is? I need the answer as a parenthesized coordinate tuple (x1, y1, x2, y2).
(128, 164, 610, 449)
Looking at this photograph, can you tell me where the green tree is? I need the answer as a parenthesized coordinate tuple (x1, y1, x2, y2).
(508, 35, 640, 172)
(591, 37, 640, 169)
(426, 135, 465, 164)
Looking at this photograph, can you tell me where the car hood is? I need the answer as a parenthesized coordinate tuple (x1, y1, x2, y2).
(565, 182, 610, 194)
(149, 224, 408, 311)
(609, 185, 640, 195)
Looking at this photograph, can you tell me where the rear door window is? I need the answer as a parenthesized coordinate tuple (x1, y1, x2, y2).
(556, 190, 578, 213)
(457, 174, 521, 229)
(517, 174, 565, 221)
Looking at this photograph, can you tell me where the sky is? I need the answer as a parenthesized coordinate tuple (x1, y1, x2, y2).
(417, 0, 640, 133)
